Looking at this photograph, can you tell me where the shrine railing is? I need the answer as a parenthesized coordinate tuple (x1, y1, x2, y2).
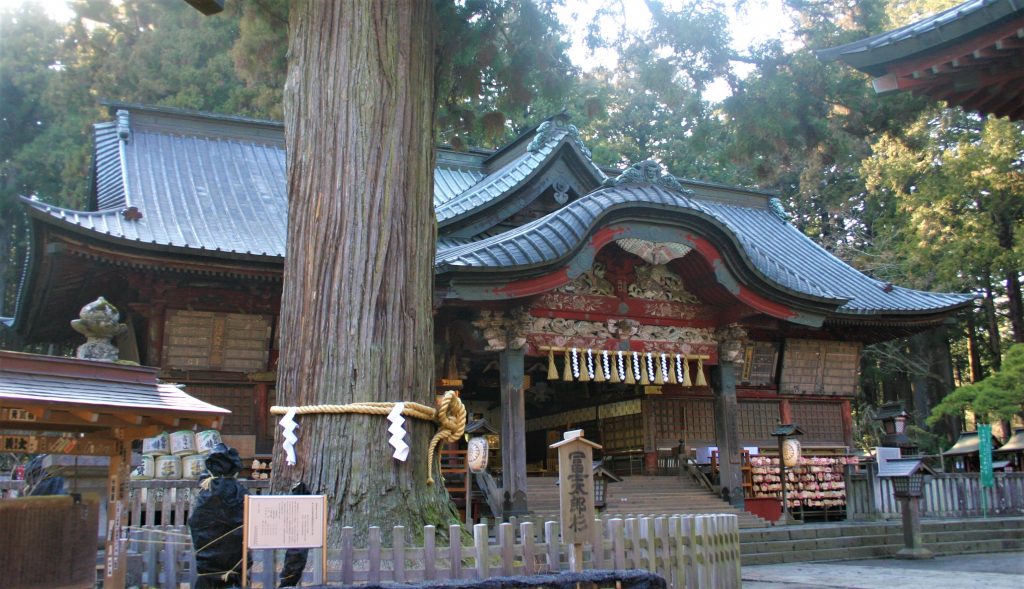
(131, 513, 740, 589)
(845, 462, 1024, 520)
(127, 478, 270, 527)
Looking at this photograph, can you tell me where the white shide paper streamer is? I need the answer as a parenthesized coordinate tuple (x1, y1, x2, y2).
(279, 407, 299, 466)
(387, 402, 409, 461)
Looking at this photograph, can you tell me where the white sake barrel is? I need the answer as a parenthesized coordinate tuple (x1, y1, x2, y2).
(182, 455, 206, 480)
(170, 431, 197, 456)
(195, 430, 222, 454)
(142, 432, 170, 456)
(131, 456, 155, 480)
(155, 455, 182, 479)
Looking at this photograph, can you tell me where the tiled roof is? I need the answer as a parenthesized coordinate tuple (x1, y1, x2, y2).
(24, 104, 971, 320)
(0, 351, 229, 418)
(28, 106, 601, 259)
(434, 166, 486, 209)
(434, 125, 605, 225)
(817, 0, 1022, 74)
(436, 184, 974, 316)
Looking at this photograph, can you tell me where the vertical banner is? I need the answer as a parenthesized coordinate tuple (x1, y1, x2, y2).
(978, 424, 994, 488)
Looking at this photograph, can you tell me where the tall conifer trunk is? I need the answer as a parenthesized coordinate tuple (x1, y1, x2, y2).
(272, 0, 454, 540)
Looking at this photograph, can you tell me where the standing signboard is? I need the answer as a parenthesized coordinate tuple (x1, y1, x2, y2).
(242, 495, 328, 585)
(550, 429, 601, 572)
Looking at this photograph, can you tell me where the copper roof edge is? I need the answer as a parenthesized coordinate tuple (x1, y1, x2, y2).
(0, 350, 158, 385)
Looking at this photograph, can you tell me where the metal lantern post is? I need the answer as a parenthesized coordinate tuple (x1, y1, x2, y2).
(875, 402, 917, 454)
(771, 424, 804, 525)
(592, 462, 622, 510)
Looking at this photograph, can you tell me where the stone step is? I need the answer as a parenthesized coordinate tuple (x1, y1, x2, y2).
(738, 517, 1024, 566)
(526, 474, 771, 528)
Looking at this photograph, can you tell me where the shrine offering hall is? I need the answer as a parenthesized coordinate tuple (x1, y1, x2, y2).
(11, 104, 972, 516)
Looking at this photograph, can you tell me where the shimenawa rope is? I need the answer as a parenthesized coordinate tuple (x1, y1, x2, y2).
(269, 390, 466, 485)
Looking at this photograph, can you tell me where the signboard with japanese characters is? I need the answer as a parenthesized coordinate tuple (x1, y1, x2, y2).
(550, 429, 601, 546)
(0, 434, 117, 455)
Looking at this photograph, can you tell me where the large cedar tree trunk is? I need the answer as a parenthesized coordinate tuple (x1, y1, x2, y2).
(272, 1, 454, 541)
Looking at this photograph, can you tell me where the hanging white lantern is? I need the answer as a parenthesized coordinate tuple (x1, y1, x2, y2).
(467, 436, 490, 472)
(782, 439, 802, 467)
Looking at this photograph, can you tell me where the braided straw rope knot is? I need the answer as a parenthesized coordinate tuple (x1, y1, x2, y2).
(270, 390, 466, 484)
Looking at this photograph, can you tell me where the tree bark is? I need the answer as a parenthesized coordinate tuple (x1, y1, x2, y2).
(272, 0, 453, 542)
(1005, 270, 1024, 344)
(982, 276, 1001, 370)
(966, 312, 983, 383)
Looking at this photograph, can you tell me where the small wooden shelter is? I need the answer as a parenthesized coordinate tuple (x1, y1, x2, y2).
(942, 429, 1003, 472)
(0, 350, 229, 588)
(995, 427, 1024, 470)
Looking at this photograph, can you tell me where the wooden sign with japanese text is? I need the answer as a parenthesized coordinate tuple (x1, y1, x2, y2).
(242, 494, 328, 586)
(244, 494, 327, 549)
(0, 433, 117, 456)
(551, 430, 601, 545)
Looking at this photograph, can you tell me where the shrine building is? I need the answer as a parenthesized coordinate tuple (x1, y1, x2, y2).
(8, 104, 973, 515)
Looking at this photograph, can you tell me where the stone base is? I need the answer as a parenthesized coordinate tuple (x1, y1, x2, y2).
(894, 546, 934, 559)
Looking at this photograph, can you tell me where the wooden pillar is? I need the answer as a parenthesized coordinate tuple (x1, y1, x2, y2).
(841, 399, 853, 449)
(146, 301, 166, 367)
(499, 348, 528, 516)
(103, 434, 131, 589)
(779, 398, 792, 424)
(713, 361, 744, 509)
(254, 382, 270, 453)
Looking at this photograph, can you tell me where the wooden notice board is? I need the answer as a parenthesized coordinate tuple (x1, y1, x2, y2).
(242, 495, 328, 584)
(550, 428, 601, 571)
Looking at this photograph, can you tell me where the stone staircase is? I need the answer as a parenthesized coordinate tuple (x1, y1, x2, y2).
(526, 474, 769, 529)
(740, 516, 1024, 565)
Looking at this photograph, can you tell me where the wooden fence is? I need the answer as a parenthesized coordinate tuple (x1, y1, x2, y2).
(846, 464, 1024, 520)
(131, 513, 740, 589)
(0, 479, 739, 587)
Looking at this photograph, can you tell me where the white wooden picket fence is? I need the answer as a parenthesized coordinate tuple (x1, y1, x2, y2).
(130, 513, 741, 589)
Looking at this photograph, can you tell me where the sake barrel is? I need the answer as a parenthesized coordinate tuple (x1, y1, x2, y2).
(170, 431, 197, 456)
(182, 454, 206, 480)
(142, 431, 170, 456)
(131, 456, 155, 480)
(155, 455, 182, 479)
(195, 430, 222, 454)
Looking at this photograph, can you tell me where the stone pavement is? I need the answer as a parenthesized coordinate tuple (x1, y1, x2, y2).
(741, 550, 1024, 588)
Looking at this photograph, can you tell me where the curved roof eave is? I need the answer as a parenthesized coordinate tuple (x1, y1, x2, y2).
(817, 0, 1022, 75)
(22, 198, 284, 265)
(436, 186, 847, 310)
(435, 184, 976, 320)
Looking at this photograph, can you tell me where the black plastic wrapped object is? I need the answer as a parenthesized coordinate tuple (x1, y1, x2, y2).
(188, 443, 250, 588)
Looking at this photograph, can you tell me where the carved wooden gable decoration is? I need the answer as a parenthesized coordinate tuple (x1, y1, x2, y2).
(509, 245, 719, 359)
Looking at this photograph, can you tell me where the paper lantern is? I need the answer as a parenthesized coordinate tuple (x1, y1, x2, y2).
(782, 439, 801, 467)
(467, 436, 489, 472)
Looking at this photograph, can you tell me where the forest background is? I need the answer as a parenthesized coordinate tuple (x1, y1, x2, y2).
(1, 0, 1021, 450)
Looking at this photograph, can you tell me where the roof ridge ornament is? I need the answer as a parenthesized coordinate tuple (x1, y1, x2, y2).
(527, 115, 592, 158)
(602, 159, 692, 195)
(116, 109, 131, 141)
(768, 197, 791, 222)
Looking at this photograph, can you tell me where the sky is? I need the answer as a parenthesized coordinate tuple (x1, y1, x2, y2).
(5, 0, 793, 101)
